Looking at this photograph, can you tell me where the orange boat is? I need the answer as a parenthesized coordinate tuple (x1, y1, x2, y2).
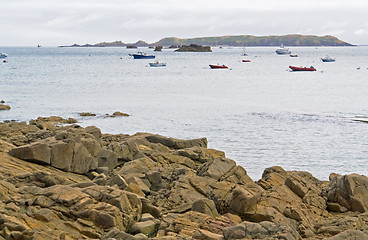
(209, 64, 228, 69)
(289, 66, 316, 71)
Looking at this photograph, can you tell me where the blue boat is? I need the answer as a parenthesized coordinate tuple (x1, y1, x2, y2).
(0, 53, 7, 58)
(129, 51, 155, 59)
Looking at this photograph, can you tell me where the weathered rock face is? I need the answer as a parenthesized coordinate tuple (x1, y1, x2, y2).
(9, 132, 100, 174)
(327, 173, 368, 213)
(0, 159, 142, 239)
(1, 118, 368, 239)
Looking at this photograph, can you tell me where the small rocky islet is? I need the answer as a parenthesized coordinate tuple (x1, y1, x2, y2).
(0, 117, 368, 239)
(0, 100, 11, 111)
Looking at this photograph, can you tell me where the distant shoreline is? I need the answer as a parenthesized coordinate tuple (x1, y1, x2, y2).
(58, 34, 353, 48)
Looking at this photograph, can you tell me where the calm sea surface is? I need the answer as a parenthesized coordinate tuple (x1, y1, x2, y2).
(1, 46, 367, 180)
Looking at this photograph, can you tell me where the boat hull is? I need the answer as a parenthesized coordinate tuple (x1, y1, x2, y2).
(321, 59, 335, 62)
(131, 54, 155, 59)
(276, 51, 291, 55)
(289, 66, 316, 71)
(209, 64, 228, 69)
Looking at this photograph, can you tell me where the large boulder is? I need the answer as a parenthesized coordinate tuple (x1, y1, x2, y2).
(9, 142, 51, 165)
(9, 129, 101, 174)
(228, 185, 263, 217)
(327, 173, 368, 213)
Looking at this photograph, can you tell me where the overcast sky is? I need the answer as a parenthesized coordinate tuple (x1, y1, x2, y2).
(1, 0, 368, 46)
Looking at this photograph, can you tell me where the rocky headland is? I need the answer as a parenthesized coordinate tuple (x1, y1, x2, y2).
(0, 117, 368, 239)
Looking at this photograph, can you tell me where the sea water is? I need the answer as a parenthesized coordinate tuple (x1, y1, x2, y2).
(0, 46, 367, 180)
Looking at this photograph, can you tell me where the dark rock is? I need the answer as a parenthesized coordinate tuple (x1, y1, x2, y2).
(174, 44, 212, 52)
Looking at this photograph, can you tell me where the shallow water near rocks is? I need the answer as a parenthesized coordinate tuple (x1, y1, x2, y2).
(1, 46, 368, 180)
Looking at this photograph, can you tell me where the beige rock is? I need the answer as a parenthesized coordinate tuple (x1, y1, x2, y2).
(98, 148, 118, 171)
(327, 173, 368, 212)
(50, 141, 74, 171)
(201, 215, 241, 235)
(102, 229, 136, 240)
(79, 112, 96, 116)
(257, 166, 288, 190)
(192, 229, 224, 240)
(113, 111, 130, 116)
(107, 173, 128, 189)
(329, 230, 368, 240)
(145, 134, 207, 149)
(71, 142, 98, 174)
(192, 199, 219, 217)
(223, 221, 301, 240)
(175, 147, 225, 164)
(228, 185, 263, 216)
(197, 158, 236, 181)
(129, 219, 160, 235)
(9, 142, 51, 165)
(127, 176, 151, 194)
(107, 140, 145, 162)
(126, 182, 146, 197)
(146, 171, 163, 191)
(0, 104, 11, 110)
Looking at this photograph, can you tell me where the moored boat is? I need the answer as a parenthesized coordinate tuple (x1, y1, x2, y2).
(290, 54, 298, 57)
(209, 64, 228, 69)
(289, 66, 316, 71)
(129, 51, 155, 59)
(149, 61, 166, 67)
(242, 60, 251, 62)
(321, 55, 335, 62)
(0, 53, 7, 58)
(276, 45, 291, 55)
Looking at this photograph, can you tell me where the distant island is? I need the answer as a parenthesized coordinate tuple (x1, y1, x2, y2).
(174, 44, 212, 52)
(59, 34, 353, 48)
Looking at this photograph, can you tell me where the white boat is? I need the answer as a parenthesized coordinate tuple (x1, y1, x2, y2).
(321, 55, 336, 62)
(275, 45, 291, 55)
(0, 53, 7, 58)
(149, 61, 166, 67)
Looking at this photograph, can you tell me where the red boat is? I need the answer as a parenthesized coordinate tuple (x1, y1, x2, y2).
(290, 54, 298, 57)
(209, 64, 228, 69)
(289, 66, 316, 71)
(242, 60, 251, 62)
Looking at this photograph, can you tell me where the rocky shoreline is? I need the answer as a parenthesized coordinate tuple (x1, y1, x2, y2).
(0, 117, 368, 239)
